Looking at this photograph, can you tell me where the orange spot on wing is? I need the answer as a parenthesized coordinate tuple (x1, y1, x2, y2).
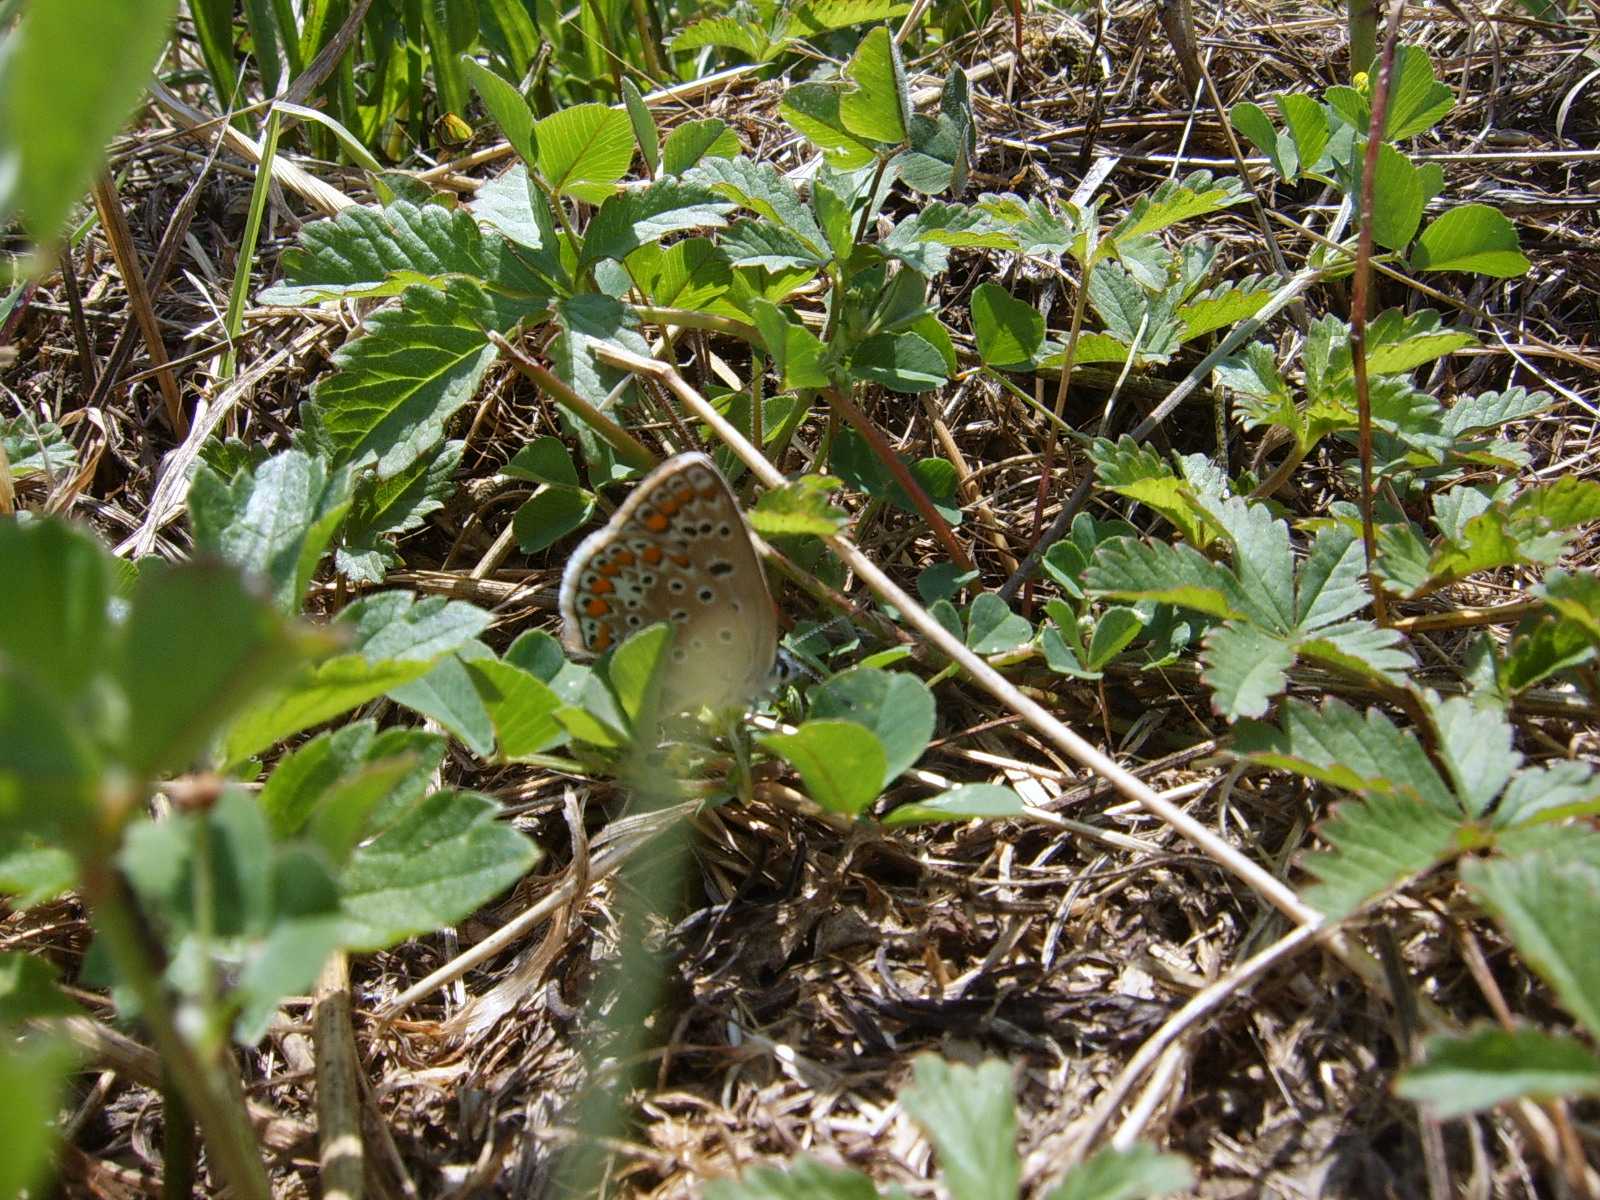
(590, 578, 614, 594)
(592, 625, 612, 651)
(584, 597, 610, 617)
(642, 545, 663, 565)
(643, 511, 670, 532)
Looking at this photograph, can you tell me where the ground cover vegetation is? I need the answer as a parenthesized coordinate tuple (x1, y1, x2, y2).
(1, 0, 1598, 1194)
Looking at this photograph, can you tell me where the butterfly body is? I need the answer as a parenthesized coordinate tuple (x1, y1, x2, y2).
(558, 452, 778, 713)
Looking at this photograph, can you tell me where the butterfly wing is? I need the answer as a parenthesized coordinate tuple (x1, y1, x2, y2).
(559, 453, 778, 712)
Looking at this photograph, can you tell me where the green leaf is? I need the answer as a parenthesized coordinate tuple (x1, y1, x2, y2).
(337, 592, 491, 662)
(1, 415, 77, 481)
(1381, 45, 1454, 140)
(1276, 92, 1328, 171)
(838, 26, 908, 144)
(849, 330, 947, 392)
(1, 0, 179, 240)
(466, 659, 566, 758)
(339, 789, 540, 951)
(662, 119, 740, 176)
(117, 561, 309, 775)
(0, 665, 101, 847)
(1201, 623, 1296, 721)
(1495, 760, 1600, 828)
(793, 0, 913, 32)
(190, 450, 353, 613)
(901, 1056, 1018, 1200)
(0, 1034, 77, 1200)
(261, 200, 550, 306)
(534, 103, 635, 204)
(1296, 620, 1414, 686)
(627, 238, 734, 310)
(1430, 695, 1518, 818)
(970, 282, 1044, 368)
(703, 1157, 879, 1200)
(337, 440, 463, 584)
(1442, 387, 1554, 439)
(884, 784, 1027, 827)
(749, 475, 849, 538)
(306, 280, 501, 480)
(388, 653, 497, 757)
(1396, 1028, 1600, 1118)
(687, 156, 827, 251)
(668, 15, 771, 59)
(1230, 102, 1295, 179)
(1207, 497, 1295, 633)
(1410, 204, 1530, 277)
(780, 83, 879, 169)
(1045, 1143, 1194, 1200)
(551, 293, 652, 406)
(966, 593, 1032, 654)
(462, 57, 537, 166)
(223, 655, 432, 767)
(0, 518, 111, 703)
(1298, 789, 1463, 919)
(514, 487, 594, 554)
(0, 842, 77, 906)
(1232, 697, 1456, 813)
(579, 179, 733, 266)
(620, 78, 659, 177)
(1110, 171, 1247, 245)
(1464, 851, 1600, 1039)
(1366, 141, 1424, 251)
(1175, 274, 1278, 343)
(758, 720, 887, 817)
(1085, 538, 1249, 622)
(749, 299, 830, 390)
(808, 668, 934, 784)
(260, 721, 443, 839)
(1090, 438, 1222, 549)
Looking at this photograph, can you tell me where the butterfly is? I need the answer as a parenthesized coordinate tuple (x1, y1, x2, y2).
(558, 452, 779, 714)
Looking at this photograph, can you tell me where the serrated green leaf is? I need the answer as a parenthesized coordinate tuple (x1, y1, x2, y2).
(262, 200, 550, 306)
(190, 450, 353, 614)
(792, 0, 912, 32)
(668, 15, 771, 59)
(388, 654, 497, 757)
(748, 299, 830, 389)
(1206, 496, 1296, 633)
(1442, 387, 1553, 438)
(1297, 620, 1414, 684)
(1397, 1028, 1600, 1118)
(579, 179, 733, 266)
(1175, 274, 1278, 343)
(534, 103, 634, 204)
(338, 440, 463, 584)
(749, 475, 849, 537)
(758, 720, 887, 816)
(1299, 789, 1462, 918)
(1201, 623, 1296, 721)
(1110, 170, 1247, 244)
(306, 280, 501, 480)
(1495, 759, 1600, 828)
(1, 416, 77, 481)
(1085, 537, 1249, 621)
(1464, 852, 1600, 1039)
(339, 789, 540, 951)
(223, 655, 432, 766)
(1430, 694, 1519, 818)
(686, 156, 827, 250)
(337, 592, 491, 662)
